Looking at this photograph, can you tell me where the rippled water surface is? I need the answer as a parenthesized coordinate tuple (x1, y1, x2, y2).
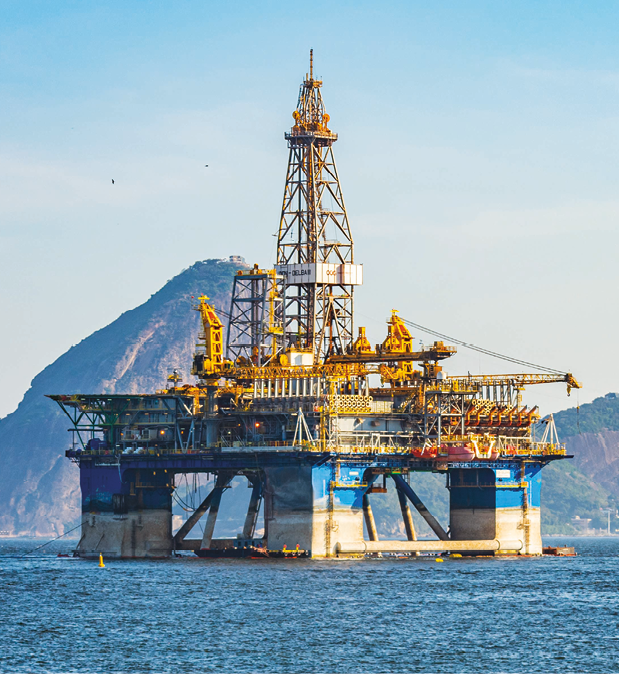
(1, 537, 618, 673)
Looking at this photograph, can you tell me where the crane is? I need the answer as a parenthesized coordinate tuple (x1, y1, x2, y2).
(446, 372, 581, 396)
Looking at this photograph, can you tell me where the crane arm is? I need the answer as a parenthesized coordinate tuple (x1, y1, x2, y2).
(191, 296, 229, 380)
(447, 372, 581, 395)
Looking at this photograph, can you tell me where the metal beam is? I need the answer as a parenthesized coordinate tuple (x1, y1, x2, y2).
(173, 473, 234, 546)
(200, 473, 232, 549)
(395, 486, 417, 542)
(362, 494, 378, 541)
(174, 490, 216, 546)
(336, 539, 523, 554)
(391, 474, 449, 541)
(242, 476, 263, 539)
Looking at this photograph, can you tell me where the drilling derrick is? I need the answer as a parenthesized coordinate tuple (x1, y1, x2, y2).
(226, 266, 283, 366)
(276, 50, 362, 362)
(52, 53, 582, 561)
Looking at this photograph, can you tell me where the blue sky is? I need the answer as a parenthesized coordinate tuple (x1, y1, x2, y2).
(1, 1, 618, 416)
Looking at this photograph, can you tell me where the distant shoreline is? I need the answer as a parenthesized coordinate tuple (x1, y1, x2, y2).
(2, 533, 619, 541)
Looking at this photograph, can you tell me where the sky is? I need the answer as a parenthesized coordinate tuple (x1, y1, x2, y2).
(1, 0, 618, 418)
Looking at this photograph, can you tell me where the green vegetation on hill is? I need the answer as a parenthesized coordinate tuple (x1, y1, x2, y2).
(541, 460, 613, 534)
(553, 393, 619, 438)
(542, 392, 619, 533)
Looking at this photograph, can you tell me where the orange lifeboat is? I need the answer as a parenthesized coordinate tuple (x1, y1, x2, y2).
(412, 444, 438, 459)
(437, 444, 476, 461)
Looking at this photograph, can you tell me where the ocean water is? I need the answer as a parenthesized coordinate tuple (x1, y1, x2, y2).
(1, 537, 618, 674)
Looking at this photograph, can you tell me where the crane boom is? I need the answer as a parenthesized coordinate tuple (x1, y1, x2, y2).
(447, 372, 581, 395)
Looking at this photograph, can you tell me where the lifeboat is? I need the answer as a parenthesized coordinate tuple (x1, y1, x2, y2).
(437, 444, 476, 461)
(412, 444, 438, 459)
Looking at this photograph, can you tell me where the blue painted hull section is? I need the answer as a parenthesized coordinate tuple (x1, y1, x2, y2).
(449, 463, 543, 511)
(80, 464, 172, 512)
(312, 464, 366, 510)
(80, 465, 122, 512)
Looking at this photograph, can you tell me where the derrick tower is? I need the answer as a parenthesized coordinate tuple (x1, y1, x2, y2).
(52, 54, 581, 561)
(276, 50, 362, 362)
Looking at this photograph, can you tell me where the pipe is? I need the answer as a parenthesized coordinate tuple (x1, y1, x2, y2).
(336, 539, 524, 554)
(200, 474, 230, 549)
(391, 474, 449, 541)
(396, 486, 417, 542)
(242, 477, 263, 539)
(362, 494, 378, 541)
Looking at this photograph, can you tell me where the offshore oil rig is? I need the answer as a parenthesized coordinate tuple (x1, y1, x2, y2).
(51, 53, 580, 558)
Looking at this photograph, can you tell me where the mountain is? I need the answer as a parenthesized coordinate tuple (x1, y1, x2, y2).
(553, 392, 619, 508)
(542, 394, 619, 533)
(2, 258, 617, 538)
(0, 259, 240, 536)
(554, 393, 619, 439)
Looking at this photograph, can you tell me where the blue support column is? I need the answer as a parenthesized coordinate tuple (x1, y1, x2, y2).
(264, 460, 373, 557)
(448, 462, 543, 555)
(76, 462, 173, 559)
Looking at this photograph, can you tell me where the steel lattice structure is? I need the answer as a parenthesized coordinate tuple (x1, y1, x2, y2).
(276, 51, 361, 361)
(226, 267, 283, 365)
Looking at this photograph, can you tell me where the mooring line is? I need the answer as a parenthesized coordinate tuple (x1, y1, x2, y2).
(22, 521, 84, 557)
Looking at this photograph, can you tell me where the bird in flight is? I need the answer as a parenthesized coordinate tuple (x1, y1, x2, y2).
(111, 179, 115, 184)
(204, 165, 208, 167)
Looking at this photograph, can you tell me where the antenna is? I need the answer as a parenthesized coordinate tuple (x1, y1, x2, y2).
(310, 49, 313, 80)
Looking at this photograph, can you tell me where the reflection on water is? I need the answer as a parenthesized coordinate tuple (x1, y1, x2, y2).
(1, 537, 618, 673)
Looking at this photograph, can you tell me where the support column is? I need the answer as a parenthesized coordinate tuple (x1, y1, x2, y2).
(362, 494, 378, 541)
(448, 464, 543, 555)
(391, 473, 449, 540)
(200, 473, 231, 550)
(174, 485, 217, 547)
(263, 461, 370, 557)
(496, 462, 542, 555)
(77, 464, 173, 559)
(263, 464, 314, 553)
(396, 486, 417, 541)
(242, 476, 263, 540)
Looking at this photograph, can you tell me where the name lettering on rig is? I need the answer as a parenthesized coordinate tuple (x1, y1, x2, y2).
(275, 263, 363, 286)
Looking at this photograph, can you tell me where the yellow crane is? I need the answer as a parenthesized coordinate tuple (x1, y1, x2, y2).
(191, 296, 233, 381)
(446, 372, 581, 396)
(187, 300, 581, 398)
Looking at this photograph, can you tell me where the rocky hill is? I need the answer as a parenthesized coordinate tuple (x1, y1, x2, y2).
(0, 259, 239, 535)
(1, 259, 617, 537)
(545, 395, 619, 532)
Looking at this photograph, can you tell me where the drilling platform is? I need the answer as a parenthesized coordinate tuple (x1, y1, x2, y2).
(50, 53, 580, 559)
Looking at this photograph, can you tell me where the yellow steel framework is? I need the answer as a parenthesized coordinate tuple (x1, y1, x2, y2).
(177, 52, 582, 460)
(276, 49, 359, 361)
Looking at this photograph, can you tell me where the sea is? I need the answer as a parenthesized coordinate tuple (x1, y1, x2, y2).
(1, 536, 618, 674)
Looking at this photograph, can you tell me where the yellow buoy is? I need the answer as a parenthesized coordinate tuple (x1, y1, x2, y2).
(435, 557, 444, 563)
(451, 553, 462, 558)
(98, 554, 105, 568)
